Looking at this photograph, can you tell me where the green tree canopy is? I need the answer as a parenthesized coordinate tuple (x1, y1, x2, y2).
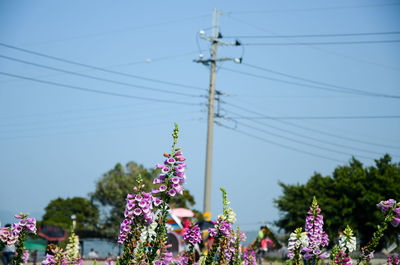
(275, 154, 400, 246)
(90, 161, 195, 238)
(41, 197, 99, 231)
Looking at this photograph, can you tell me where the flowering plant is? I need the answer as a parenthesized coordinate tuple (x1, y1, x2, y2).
(0, 212, 37, 265)
(242, 248, 257, 265)
(181, 223, 201, 265)
(331, 226, 356, 265)
(387, 255, 400, 265)
(116, 123, 188, 265)
(42, 229, 83, 265)
(287, 227, 309, 265)
(357, 199, 400, 265)
(302, 197, 329, 264)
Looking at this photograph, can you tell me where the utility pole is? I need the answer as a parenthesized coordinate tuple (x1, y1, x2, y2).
(195, 8, 242, 221)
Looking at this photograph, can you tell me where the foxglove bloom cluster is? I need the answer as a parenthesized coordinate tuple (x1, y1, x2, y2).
(42, 246, 83, 265)
(139, 221, 158, 243)
(387, 255, 400, 265)
(287, 227, 309, 262)
(0, 213, 37, 246)
(183, 224, 201, 245)
(208, 219, 231, 238)
(22, 250, 30, 263)
(377, 199, 400, 227)
(65, 230, 81, 263)
(153, 149, 187, 197)
(357, 199, 400, 265)
(332, 248, 352, 265)
(243, 248, 257, 265)
(0, 213, 37, 265)
(153, 252, 173, 265)
(218, 207, 237, 224)
(302, 197, 329, 261)
(118, 191, 160, 244)
(338, 226, 356, 253)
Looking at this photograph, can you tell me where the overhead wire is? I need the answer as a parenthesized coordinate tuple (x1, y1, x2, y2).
(225, 15, 400, 71)
(225, 101, 400, 150)
(228, 115, 400, 120)
(224, 31, 400, 39)
(222, 109, 385, 159)
(1, 14, 210, 48)
(0, 54, 203, 98)
(0, 109, 201, 134)
(243, 39, 400, 46)
(0, 117, 203, 142)
(0, 71, 203, 106)
(227, 2, 400, 14)
(0, 42, 207, 92)
(240, 62, 400, 99)
(223, 108, 400, 157)
(220, 66, 400, 99)
(216, 121, 344, 163)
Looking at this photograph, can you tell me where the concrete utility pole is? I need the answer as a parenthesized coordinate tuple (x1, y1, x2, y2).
(195, 8, 242, 221)
(203, 8, 219, 221)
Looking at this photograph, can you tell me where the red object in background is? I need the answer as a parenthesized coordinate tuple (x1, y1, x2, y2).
(38, 225, 67, 241)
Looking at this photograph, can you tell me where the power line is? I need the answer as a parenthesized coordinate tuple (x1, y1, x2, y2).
(243, 39, 400, 46)
(223, 109, 399, 157)
(224, 31, 400, 39)
(0, 71, 202, 106)
(227, 2, 400, 14)
(240, 62, 400, 98)
(228, 115, 400, 120)
(223, 109, 380, 159)
(221, 66, 400, 99)
(0, 54, 202, 98)
(0, 42, 207, 92)
(225, 101, 400, 150)
(226, 15, 400, 72)
(0, 109, 201, 134)
(3, 14, 210, 47)
(216, 121, 344, 163)
(0, 117, 202, 142)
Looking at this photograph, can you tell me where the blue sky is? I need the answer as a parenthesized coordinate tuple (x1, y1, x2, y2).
(0, 0, 399, 231)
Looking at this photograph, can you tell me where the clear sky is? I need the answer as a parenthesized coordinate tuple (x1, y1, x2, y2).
(0, 0, 399, 231)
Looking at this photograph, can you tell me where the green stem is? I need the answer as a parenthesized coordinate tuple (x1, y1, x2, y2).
(11, 229, 27, 265)
(187, 244, 195, 265)
(205, 231, 221, 265)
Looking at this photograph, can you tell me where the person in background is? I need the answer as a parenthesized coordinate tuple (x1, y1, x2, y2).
(88, 248, 99, 259)
(1, 224, 15, 265)
(32, 250, 38, 265)
(256, 226, 267, 265)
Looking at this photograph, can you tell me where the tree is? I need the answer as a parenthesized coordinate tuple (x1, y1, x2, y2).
(91, 161, 196, 238)
(274, 154, 400, 246)
(41, 197, 99, 231)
